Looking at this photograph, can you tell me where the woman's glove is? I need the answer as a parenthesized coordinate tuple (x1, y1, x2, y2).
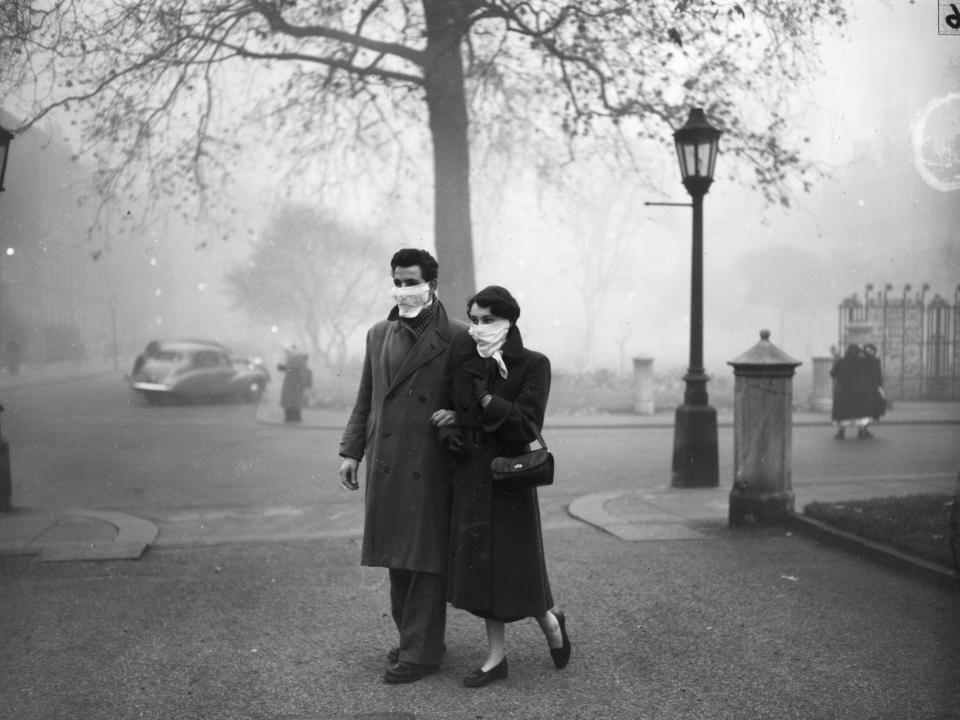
(471, 376, 490, 405)
(442, 431, 466, 460)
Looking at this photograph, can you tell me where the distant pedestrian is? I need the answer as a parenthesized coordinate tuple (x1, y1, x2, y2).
(432, 285, 571, 688)
(337, 248, 470, 685)
(863, 343, 886, 420)
(830, 343, 877, 439)
(277, 346, 311, 422)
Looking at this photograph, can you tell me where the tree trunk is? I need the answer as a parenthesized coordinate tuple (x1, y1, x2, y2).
(422, 0, 476, 310)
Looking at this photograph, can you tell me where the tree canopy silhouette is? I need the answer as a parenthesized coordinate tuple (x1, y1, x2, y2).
(4, 0, 849, 302)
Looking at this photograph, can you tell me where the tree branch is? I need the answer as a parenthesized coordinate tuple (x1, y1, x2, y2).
(204, 38, 424, 85)
(250, 0, 426, 67)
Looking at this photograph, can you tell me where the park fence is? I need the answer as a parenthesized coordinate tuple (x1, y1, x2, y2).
(838, 285, 959, 401)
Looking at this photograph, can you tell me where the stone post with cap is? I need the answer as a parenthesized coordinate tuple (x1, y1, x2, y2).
(727, 330, 802, 526)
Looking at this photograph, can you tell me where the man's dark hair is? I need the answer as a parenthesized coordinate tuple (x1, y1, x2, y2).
(390, 248, 439, 282)
(467, 285, 521, 325)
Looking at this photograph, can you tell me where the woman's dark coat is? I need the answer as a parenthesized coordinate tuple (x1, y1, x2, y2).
(443, 326, 554, 622)
(831, 345, 878, 421)
(864, 352, 885, 418)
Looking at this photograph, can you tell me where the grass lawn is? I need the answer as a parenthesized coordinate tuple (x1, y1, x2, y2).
(803, 494, 959, 571)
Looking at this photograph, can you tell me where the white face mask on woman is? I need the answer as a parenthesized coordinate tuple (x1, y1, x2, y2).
(468, 318, 511, 358)
(390, 282, 433, 318)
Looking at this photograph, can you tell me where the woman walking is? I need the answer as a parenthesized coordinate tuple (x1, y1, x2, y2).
(831, 343, 878, 439)
(432, 285, 570, 688)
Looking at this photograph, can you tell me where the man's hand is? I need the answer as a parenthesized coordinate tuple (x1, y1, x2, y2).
(339, 457, 360, 491)
(431, 408, 457, 427)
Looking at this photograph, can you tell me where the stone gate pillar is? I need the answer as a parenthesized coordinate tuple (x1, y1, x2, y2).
(632, 356, 655, 415)
(811, 356, 834, 412)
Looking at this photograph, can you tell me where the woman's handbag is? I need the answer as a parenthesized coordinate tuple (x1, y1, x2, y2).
(490, 415, 554, 490)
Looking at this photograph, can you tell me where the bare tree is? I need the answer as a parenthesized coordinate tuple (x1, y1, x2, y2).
(542, 162, 647, 368)
(224, 203, 389, 369)
(4, 0, 850, 305)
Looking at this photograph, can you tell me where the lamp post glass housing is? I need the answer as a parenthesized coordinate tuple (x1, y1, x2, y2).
(671, 108, 721, 488)
(674, 108, 720, 195)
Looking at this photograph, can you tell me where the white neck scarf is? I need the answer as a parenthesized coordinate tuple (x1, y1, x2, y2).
(468, 320, 511, 378)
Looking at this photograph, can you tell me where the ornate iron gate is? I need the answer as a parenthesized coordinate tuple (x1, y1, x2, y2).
(837, 284, 959, 401)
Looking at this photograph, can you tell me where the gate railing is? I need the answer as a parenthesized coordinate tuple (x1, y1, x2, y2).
(838, 284, 960, 401)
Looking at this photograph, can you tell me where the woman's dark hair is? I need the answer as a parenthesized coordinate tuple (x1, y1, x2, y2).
(390, 248, 438, 282)
(467, 285, 521, 325)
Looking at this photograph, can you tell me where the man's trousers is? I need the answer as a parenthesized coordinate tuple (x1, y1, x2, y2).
(388, 568, 446, 666)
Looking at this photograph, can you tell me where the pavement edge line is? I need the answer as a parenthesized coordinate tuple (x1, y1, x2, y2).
(785, 512, 959, 593)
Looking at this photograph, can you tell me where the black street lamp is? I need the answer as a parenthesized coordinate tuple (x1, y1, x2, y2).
(0, 123, 11, 511)
(671, 108, 721, 488)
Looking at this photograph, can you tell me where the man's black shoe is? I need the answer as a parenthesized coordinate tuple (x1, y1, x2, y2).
(387, 647, 400, 664)
(383, 661, 438, 684)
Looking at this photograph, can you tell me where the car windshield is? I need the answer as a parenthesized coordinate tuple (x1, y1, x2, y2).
(153, 351, 183, 363)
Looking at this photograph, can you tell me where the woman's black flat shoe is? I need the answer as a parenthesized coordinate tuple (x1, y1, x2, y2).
(550, 610, 571, 669)
(463, 658, 508, 687)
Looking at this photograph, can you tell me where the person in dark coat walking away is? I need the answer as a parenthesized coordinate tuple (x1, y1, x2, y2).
(338, 248, 470, 685)
(830, 343, 878, 439)
(277, 346, 311, 422)
(863, 343, 886, 423)
(432, 285, 571, 688)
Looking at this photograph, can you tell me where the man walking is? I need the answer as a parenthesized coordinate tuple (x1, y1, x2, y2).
(338, 248, 468, 684)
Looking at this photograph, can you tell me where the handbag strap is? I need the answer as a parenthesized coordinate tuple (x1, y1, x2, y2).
(522, 413, 548, 451)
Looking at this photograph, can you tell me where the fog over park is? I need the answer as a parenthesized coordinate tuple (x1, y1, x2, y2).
(0, 0, 957, 387)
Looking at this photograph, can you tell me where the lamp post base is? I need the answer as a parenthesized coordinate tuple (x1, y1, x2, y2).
(671, 404, 719, 488)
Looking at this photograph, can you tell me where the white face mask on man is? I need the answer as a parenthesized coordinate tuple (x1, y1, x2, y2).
(468, 319, 511, 358)
(390, 282, 433, 318)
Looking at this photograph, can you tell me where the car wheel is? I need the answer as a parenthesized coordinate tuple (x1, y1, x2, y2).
(144, 391, 163, 406)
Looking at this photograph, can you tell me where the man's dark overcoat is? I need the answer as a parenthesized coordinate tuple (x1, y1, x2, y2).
(340, 301, 468, 574)
(443, 326, 554, 622)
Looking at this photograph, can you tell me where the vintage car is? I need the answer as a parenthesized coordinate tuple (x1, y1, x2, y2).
(130, 339, 270, 404)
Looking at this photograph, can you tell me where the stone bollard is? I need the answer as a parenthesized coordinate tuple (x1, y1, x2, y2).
(810, 356, 834, 412)
(632, 356, 655, 415)
(727, 330, 802, 526)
